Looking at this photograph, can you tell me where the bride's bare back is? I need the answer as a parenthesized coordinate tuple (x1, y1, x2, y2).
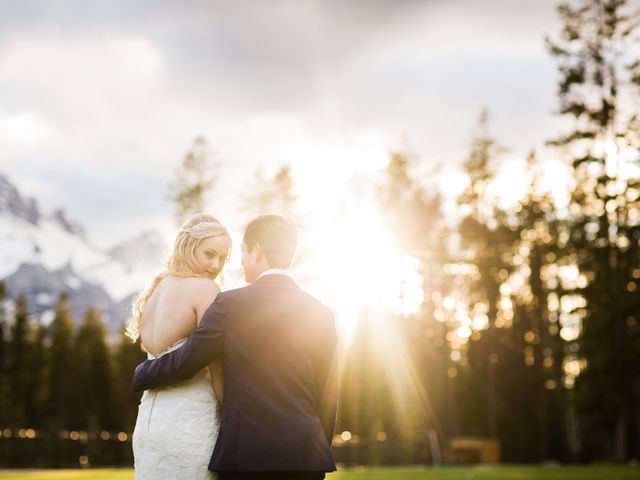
(140, 275, 224, 402)
(140, 275, 219, 355)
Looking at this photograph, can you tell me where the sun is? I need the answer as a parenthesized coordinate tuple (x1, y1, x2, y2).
(299, 198, 424, 347)
(295, 194, 438, 429)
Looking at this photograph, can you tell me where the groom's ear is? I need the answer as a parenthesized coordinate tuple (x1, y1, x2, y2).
(254, 242, 264, 260)
(254, 243, 270, 265)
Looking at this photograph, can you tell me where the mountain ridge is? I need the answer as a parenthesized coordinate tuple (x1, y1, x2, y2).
(0, 174, 166, 331)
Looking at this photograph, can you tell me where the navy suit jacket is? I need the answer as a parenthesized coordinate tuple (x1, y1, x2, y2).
(132, 274, 338, 473)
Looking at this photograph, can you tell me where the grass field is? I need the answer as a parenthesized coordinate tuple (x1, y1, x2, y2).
(0, 466, 639, 480)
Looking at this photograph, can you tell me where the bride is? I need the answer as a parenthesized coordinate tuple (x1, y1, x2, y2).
(127, 213, 232, 480)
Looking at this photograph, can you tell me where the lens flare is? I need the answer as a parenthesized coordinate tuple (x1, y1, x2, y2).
(303, 200, 423, 346)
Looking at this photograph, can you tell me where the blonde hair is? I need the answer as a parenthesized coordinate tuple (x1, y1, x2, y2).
(125, 213, 230, 342)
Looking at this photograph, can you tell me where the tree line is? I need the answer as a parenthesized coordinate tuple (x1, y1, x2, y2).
(0, 286, 146, 466)
(339, 0, 640, 464)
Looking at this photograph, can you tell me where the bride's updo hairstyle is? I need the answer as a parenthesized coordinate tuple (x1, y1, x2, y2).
(125, 213, 230, 342)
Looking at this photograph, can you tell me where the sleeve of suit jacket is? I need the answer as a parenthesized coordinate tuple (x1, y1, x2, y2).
(317, 311, 339, 445)
(131, 293, 227, 392)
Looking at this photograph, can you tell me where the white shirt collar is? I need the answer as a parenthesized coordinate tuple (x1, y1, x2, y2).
(257, 268, 293, 280)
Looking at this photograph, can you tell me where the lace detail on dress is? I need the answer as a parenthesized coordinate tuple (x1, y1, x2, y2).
(146, 337, 189, 360)
(133, 338, 219, 480)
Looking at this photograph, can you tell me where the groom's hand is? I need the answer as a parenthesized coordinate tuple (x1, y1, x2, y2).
(132, 360, 154, 392)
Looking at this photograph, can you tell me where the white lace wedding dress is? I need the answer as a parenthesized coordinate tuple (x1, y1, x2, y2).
(132, 339, 220, 480)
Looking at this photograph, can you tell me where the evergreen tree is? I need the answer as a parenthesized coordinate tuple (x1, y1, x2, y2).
(377, 151, 452, 455)
(240, 165, 300, 222)
(456, 110, 514, 445)
(45, 292, 75, 429)
(5, 294, 46, 427)
(501, 151, 570, 461)
(547, 0, 640, 461)
(23, 321, 47, 427)
(336, 313, 378, 463)
(69, 307, 115, 431)
(0, 282, 8, 426)
(169, 136, 218, 226)
(7, 294, 31, 426)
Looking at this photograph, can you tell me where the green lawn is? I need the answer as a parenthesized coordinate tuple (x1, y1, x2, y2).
(0, 466, 639, 480)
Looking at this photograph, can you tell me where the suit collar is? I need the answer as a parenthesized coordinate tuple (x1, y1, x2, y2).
(255, 273, 299, 288)
(256, 268, 293, 280)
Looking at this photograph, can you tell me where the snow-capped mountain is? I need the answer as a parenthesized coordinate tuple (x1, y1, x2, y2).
(0, 175, 41, 225)
(107, 229, 166, 271)
(0, 174, 167, 331)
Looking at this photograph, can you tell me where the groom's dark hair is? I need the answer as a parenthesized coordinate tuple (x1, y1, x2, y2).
(243, 214, 297, 268)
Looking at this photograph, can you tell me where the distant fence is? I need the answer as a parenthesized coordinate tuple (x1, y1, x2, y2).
(0, 428, 134, 468)
(1, 427, 487, 468)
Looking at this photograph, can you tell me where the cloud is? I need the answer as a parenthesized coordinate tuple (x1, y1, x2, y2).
(0, 34, 174, 171)
(0, 111, 62, 157)
(0, 0, 569, 245)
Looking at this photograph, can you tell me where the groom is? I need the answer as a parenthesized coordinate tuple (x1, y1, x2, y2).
(132, 214, 338, 480)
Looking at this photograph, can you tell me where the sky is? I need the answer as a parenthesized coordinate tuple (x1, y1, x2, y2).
(0, 0, 568, 248)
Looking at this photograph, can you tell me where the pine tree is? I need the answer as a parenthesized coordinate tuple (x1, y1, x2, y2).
(502, 151, 570, 461)
(0, 282, 8, 426)
(240, 165, 301, 222)
(377, 151, 452, 456)
(547, 0, 640, 461)
(456, 110, 514, 445)
(7, 295, 31, 426)
(45, 292, 75, 429)
(24, 321, 46, 427)
(69, 307, 115, 431)
(169, 136, 218, 226)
